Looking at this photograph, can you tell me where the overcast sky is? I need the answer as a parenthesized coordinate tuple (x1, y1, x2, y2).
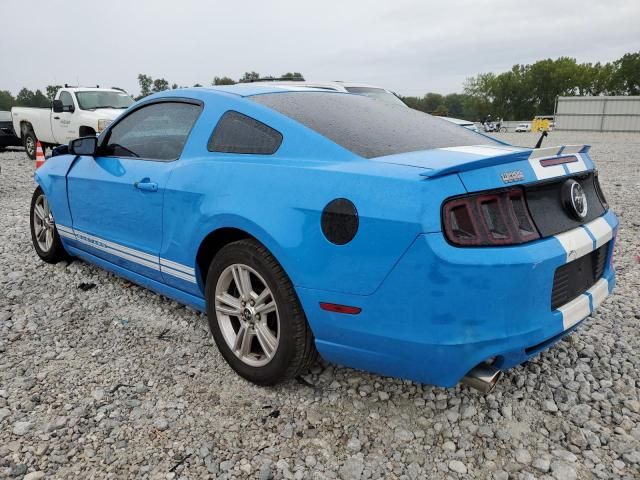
(2, 0, 638, 97)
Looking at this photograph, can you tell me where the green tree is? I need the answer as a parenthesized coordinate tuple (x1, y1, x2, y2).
(137, 74, 153, 99)
(212, 76, 236, 85)
(46, 85, 62, 101)
(611, 52, 640, 95)
(240, 71, 260, 82)
(152, 78, 169, 93)
(0, 90, 15, 110)
(280, 72, 304, 80)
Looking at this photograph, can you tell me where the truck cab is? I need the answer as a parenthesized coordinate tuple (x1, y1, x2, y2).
(12, 87, 134, 159)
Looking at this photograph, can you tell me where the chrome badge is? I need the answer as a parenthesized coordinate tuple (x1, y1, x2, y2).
(501, 170, 524, 183)
(561, 179, 588, 220)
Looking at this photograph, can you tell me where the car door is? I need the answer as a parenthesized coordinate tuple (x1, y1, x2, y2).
(51, 91, 77, 144)
(66, 99, 203, 281)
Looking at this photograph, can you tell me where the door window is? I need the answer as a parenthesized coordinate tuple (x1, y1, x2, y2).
(103, 102, 201, 161)
(59, 91, 74, 112)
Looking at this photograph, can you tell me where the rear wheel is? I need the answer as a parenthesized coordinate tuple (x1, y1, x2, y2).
(205, 239, 317, 385)
(24, 130, 37, 160)
(30, 187, 68, 263)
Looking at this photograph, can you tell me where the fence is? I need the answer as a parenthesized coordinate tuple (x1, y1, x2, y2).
(554, 96, 640, 132)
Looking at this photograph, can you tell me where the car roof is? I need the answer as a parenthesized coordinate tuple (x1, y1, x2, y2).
(239, 81, 395, 94)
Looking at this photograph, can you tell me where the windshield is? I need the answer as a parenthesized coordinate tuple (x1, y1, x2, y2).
(344, 86, 406, 107)
(76, 91, 134, 110)
(252, 92, 498, 159)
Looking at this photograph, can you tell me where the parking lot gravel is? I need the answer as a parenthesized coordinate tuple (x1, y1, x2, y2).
(0, 131, 639, 479)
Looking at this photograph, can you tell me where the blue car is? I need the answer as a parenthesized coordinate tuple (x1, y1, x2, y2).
(30, 85, 617, 392)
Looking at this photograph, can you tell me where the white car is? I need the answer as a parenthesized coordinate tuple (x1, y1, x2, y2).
(515, 123, 532, 132)
(439, 116, 480, 132)
(254, 81, 407, 107)
(12, 86, 134, 159)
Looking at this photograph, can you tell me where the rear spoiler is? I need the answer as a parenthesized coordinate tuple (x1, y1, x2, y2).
(420, 144, 591, 179)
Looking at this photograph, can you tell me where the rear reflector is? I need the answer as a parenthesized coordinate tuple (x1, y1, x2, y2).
(319, 302, 362, 314)
(539, 155, 578, 167)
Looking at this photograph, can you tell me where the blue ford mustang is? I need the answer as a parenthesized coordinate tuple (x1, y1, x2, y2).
(30, 84, 617, 392)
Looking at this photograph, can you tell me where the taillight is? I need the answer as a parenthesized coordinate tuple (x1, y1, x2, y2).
(443, 188, 540, 246)
(593, 171, 608, 210)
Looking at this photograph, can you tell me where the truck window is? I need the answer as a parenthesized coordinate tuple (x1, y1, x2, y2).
(102, 101, 201, 161)
(59, 91, 74, 112)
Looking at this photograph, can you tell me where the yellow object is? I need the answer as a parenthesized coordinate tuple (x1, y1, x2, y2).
(532, 115, 554, 132)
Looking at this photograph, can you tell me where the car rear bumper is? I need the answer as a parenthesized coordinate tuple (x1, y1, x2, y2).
(298, 210, 618, 387)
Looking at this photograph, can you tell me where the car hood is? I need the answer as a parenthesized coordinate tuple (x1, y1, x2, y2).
(80, 108, 127, 120)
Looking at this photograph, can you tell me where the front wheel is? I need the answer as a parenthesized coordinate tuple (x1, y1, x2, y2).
(205, 239, 317, 385)
(30, 187, 68, 263)
(23, 130, 38, 160)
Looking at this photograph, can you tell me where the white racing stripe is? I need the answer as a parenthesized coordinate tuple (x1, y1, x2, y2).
(554, 227, 595, 263)
(558, 278, 609, 330)
(587, 278, 609, 310)
(56, 223, 197, 284)
(441, 145, 523, 156)
(559, 294, 591, 330)
(585, 217, 613, 249)
(160, 266, 197, 283)
(554, 216, 613, 263)
(160, 258, 195, 275)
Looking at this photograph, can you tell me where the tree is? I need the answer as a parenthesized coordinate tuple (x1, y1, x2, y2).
(240, 71, 260, 82)
(611, 52, 640, 95)
(46, 85, 62, 101)
(0, 90, 15, 111)
(152, 78, 169, 93)
(212, 76, 236, 85)
(137, 74, 153, 99)
(192, 83, 202, 88)
(280, 72, 304, 80)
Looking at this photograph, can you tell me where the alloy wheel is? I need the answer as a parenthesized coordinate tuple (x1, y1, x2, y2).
(33, 194, 55, 252)
(215, 263, 280, 367)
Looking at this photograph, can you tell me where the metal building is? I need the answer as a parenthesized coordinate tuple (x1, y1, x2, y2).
(554, 96, 640, 132)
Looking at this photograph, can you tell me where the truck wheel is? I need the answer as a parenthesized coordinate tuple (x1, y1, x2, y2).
(24, 130, 38, 160)
(30, 187, 68, 263)
(205, 239, 318, 385)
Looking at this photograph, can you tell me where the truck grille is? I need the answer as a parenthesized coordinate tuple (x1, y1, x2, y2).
(551, 242, 609, 310)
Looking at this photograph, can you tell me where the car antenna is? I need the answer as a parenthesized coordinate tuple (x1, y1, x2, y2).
(534, 130, 548, 149)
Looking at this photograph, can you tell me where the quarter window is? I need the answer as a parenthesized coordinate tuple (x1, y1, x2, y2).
(208, 111, 282, 154)
(103, 102, 201, 161)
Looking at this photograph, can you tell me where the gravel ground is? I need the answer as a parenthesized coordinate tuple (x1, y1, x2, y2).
(0, 132, 639, 480)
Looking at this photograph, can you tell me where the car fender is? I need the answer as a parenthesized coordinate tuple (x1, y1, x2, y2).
(33, 154, 77, 230)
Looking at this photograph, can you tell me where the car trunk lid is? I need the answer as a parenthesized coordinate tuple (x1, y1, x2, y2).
(372, 144, 593, 192)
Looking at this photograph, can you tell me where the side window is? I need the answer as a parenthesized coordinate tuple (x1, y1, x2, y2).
(59, 91, 74, 112)
(208, 111, 282, 154)
(103, 102, 201, 161)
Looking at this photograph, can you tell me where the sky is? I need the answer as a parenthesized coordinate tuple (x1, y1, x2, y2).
(1, 0, 638, 98)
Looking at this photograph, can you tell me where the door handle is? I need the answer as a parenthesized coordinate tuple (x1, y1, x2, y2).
(134, 181, 158, 192)
(53, 116, 60, 120)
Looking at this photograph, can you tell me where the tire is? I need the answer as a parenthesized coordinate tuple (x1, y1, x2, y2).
(23, 129, 37, 160)
(30, 187, 68, 263)
(205, 239, 317, 385)
(500, 127, 508, 133)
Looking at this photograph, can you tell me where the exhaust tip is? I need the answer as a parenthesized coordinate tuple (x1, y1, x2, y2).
(461, 363, 502, 394)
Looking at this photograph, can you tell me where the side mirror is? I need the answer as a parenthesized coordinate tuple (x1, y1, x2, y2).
(69, 136, 98, 156)
(52, 100, 63, 113)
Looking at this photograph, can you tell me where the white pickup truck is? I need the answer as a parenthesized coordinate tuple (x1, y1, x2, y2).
(11, 86, 134, 159)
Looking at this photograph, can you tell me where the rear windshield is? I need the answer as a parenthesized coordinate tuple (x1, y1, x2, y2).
(251, 92, 497, 158)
